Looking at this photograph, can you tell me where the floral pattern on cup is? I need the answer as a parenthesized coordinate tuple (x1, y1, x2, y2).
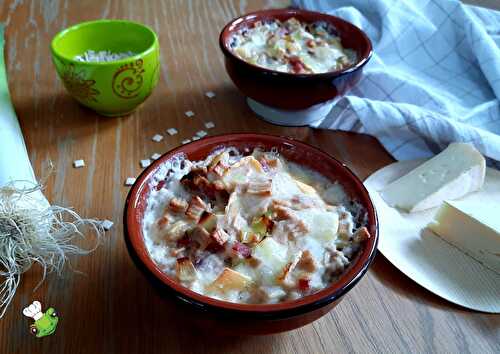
(112, 59, 145, 99)
(61, 64, 100, 102)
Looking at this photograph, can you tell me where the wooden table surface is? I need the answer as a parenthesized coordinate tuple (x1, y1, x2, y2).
(0, 1, 498, 353)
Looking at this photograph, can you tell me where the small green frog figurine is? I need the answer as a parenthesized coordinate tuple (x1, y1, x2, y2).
(22, 301, 59, 338)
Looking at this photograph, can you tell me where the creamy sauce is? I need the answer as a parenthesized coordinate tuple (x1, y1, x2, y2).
(142, 148, 369, 304)
(229, 18, 356, 74)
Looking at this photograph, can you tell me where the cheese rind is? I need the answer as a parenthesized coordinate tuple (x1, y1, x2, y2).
(428, 200, 500, 274)
(380, 143, 485, 212)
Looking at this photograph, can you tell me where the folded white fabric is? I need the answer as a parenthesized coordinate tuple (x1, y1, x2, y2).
(294, 0, 500, 165)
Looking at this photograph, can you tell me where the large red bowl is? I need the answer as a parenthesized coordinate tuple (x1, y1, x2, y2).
(124, 134, 378, 335)
(219, 9, 373, 110)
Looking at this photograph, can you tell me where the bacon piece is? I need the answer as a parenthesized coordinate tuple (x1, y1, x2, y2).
(289, 56, 307, 73)
(298, 278, 310, 291)
(272, 199, 291, 208)
(232, 242, 252, 258)
(157, 213, 170, 228)
(169, 197, 188, 213)
(206, 268, 252, 293)
(273, 205, 294, 221)
(185, 196, 207, 222)
(175, 257, 197, 282)
(212, 180, 226, 191)
(306, 39, 317, 48)
(246, 180, 272, 196)
(212, 161, 227, 177)
(208, 151, 229, 173)
(297, 250, 316, 272)
(209, 228, 229, 247)
(276, 254, 301, 288)
(180, 167, 208, 191)
(273, 205, 308, 238)
(198, 211, 217, 232)
(353, 227, 371, 242)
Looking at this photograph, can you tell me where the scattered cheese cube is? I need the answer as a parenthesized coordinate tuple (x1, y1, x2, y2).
(205, 91, 216, 98)
(152, 134, 163, 142)
(195, 130, 207, 138)
(184, 111, 195, 118)
(428, 200, 500, 273)
(73, 159, 85, 168)
(151, 153, 161, 160)
(167, 128, 178, 136)
(125, 177, 136, 186)
(101, 219, 114, 231)
(204, 121, 215, 129)
(140, 159, 151, 168)
(181, 139, 191, 145)
(380, 143, 485, 212)
(192, 136, 200, 141)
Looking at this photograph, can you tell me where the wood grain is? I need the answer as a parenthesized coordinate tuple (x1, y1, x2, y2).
(0, 1, 498, 353)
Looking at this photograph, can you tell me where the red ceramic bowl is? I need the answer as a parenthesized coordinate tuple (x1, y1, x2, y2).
(124, 134, 378, 335)
(219, 9, 373, 110)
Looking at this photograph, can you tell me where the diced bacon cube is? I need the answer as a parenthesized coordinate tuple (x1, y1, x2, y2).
(157, 214, 170, 228)
(209, 228, 229, 247)
(298, 278, 310, 291)
(246, 180, 272, 196)
(169, 197, 189, 213)
(297, 250, 316, 272)
(176, 257, 197, 282)
(211, 161, 227, 177)
(185, 196, 207, 222)
(353, 227, 371, 242)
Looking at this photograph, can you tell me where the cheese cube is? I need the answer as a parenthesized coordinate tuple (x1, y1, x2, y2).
(428, 200, 500, 273)
(380, 143, 485, 212)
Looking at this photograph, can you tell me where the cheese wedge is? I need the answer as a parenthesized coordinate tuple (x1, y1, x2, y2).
(380, 143, 485, 212)
(428, 200, 500, 273)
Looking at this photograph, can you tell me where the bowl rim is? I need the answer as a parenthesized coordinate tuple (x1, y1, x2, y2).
(219, 9, 373, 79)
(124, 133, 378, 318)
(50, 19, 159, 66)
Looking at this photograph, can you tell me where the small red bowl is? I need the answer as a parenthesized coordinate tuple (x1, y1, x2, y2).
(124, 134, 378, 335)
(219, 9, 373, 110)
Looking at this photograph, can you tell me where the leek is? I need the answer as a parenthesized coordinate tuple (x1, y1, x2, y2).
(0, 26, 102, 318)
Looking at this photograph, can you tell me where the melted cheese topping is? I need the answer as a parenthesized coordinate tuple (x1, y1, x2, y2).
(229, 18, 356, 74)
(142, 148, 367, 304)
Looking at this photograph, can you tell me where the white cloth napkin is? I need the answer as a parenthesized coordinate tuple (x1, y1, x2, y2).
(294, 0, 500, 166)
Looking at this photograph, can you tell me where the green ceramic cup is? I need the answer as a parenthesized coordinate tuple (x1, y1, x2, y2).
(51, 20, 160, 116)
